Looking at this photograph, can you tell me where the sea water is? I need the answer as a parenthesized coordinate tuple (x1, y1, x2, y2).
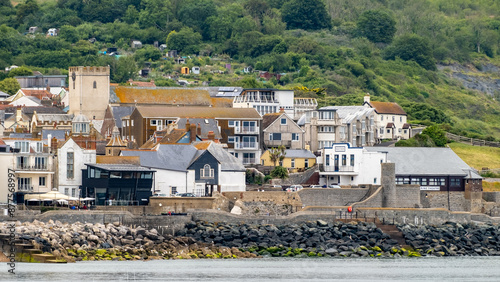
(1, 256, 500, 281)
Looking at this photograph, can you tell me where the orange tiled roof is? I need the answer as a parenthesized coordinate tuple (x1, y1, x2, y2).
(21, 89, 53, 100)
(129, 80, 156, 87)
(193, 141, 212, 150)
(96, 156, 141, 165)
(369, 101, 406, 115)
(159, 129, 187, 144)
(115, 87, 212, 105)
(135, 106, 262, 119)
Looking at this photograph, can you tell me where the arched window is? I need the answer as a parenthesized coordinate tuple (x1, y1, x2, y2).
(201, 164, 214, 178)
(93, 81, 97, 88)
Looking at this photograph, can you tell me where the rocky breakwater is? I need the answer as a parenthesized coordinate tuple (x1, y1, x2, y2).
(399, 222, 500, 256)
(177, 220, 411, 257)
(0, 220, 257, 262)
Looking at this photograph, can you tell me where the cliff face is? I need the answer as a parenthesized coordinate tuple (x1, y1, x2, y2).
(437, 63, 500, 98)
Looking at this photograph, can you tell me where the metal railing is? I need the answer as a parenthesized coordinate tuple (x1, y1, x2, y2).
(234, 126, 260, 134)
(234, 142, 259, 150)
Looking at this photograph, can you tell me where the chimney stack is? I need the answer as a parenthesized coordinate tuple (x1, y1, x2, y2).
(197, 123, 201, 136)
(185, 118, 190, 131)
(207, 131, 215, 141)
(190, 123, 197, 143)
(364, 93, 370, 103)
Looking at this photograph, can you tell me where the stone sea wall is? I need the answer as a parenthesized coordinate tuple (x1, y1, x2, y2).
(3, 218, 500, 262)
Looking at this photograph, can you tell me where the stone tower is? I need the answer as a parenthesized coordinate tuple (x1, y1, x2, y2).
(68, 66, 110, 120)
(381, 162, 397, 208)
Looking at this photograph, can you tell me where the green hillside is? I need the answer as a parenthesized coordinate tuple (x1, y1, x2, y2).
(1, 0, 500, 139)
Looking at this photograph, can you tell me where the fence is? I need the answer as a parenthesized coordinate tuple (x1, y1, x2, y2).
(446, 132, 500, 148)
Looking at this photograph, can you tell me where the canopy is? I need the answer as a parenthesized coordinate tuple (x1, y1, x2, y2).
(24, 191, 72, 201)
(81, 197, 95, 201)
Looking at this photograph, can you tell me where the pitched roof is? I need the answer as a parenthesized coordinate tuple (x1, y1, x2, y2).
(158, 129, 187, 144)
(367, 101, 406, 115)
(42, 129, 70, 141)
(283, 149, 316, 159)
(386, 122, 395, 128)
(176, 118, 221, 139)
(111, 106, 135, 128)
(21, 89, 54, 100)
(35, 113, 73, 123)
(121, 144, 198, 171)
(262, 113, 281, 129)
(96, 156, 140, 165)
(364, 147, 481, 178)
(402, 123, 411, 129)
(86, 163, 154, 172)
(112, 86, 212, 105)
(135, 106, 262, 120)
(322, 106, 374, 123)
(193, 141, 245, 171)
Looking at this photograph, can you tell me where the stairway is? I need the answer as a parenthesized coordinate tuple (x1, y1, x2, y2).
(375, 222, 408, 248)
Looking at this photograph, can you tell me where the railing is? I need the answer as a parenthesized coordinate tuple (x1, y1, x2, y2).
(243, 158, 257, 165)
(18, 185, 33, 191)
(266, 140, 292, 147)
(323, 166, 356, 172)
(234, 126, 260, 134)
(234, 142, 259, 150)
(16, 164, 49, 170)
(446, 132, 500, 147)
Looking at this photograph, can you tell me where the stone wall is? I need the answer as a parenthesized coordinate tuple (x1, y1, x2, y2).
(420, 191, 471, 211)
(395, 185, 421, 208)
(149, 197, 216, 214)
(483, 192, 500, 203)
(298, 188, 369, 206)
(223, 191, 303, 211)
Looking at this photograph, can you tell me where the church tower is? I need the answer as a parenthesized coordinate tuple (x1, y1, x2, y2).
(68, 66, 110, 120)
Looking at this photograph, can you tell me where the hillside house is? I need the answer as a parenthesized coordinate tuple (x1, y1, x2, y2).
(363, 94, 410, 141)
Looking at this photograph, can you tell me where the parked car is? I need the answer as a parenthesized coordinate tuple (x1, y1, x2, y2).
(309, 185, 322, 188)
(328, 184, 341, 189)
(152, 193, 167, 197)
(175, 193, 196, 197)
(271, 185, 282, 189)
(286, 185, 304, 192)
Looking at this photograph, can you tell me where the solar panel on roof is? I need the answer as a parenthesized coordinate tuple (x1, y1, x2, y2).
(219, 87, 235, 92)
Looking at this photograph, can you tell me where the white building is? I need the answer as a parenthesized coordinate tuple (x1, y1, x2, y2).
(57, 138, 96, 198)
(233, 89, 295, 118)
(319, 143, 387, 187)
(363, 94, 410, 141)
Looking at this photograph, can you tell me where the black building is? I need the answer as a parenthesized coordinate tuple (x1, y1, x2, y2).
(81, 164, 155, 206)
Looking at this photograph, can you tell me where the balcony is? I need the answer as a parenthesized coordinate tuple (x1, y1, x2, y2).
(266, 140, 292, 147)
(234, 126, 260, 135)
(234, 142, 259, 150)
(18, 185, 33, 192)
(322, 166, 356, 172)
(16, 164, 51, 171)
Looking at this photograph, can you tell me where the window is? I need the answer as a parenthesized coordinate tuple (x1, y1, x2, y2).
(381, 116, 384, 121)
(39, 177, 46, 186)
(392, 116, 395, 121)
(14, 141, 29, 153)
(35, 157, 46, 169)
(243, 153, 255, 164)
(228, 136, 235, 143)
(399, 128, 402, 133)
(281, 118, 287, 125)
(305, 159, 309, 168)
(270, 133, 281, 141)
(387, 129, 390, 133)
(17, 156, 28, 169)
(380, 128, 383, 134)
(350, 154, 355, 166)
(93, 81, 97, 88)
(374, 178, 377, 184)
(171, 187, 177, 195)
(291, 159, 295, 168)
(241, 136, 257, 148)
(450, 178, 461, 187)
(400, 116, 403, 122)
(64, 188, 69, 195)
(342, 155, 346, 166)
(150, 119, 157, 126)
(36, 142, 43, 153)
(72, 188, 76, 197)
(396, 178, 404, 184)
(67, 152, 74, 179)
(18, 177, 31, 191)
(325, 154, 330, 166)
(131, 120, 134, 126)
(140, 172, 153, 179)
(292, 133, 299, 141)
(201, 164, 214, 178)
(404, 130, 407, 134)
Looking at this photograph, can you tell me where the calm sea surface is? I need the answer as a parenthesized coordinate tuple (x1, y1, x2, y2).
(1, 257, 500, 281)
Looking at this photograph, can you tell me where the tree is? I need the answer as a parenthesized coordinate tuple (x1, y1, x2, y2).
(0, 77, 20, 95)
(166, 28, 202, 54)
(384, 34, 436, 71)
(178, 0, 217, 39)
(268, 145, 286, 166)
(270, 166, 288, 179)
(281, 0, 331, 30)
(16, 0, 39, 24)
(7, 66, 33, 77)
(357, 10, 396, 44)
(422, 125, 447, 147)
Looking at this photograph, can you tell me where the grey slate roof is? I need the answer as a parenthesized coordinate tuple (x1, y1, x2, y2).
(364, 147, 481, 178)
(284, 149, 316, 159)
(121, 144, 198, 172)
(176, 118, 222, 139)
(42, 129, 70, 140)
(322, 106, 374, 124)
(204, 142, 245, 171)
(111, 106, 135, 128)
(36, 114, 73, 123)
(86, 163, 155, 172)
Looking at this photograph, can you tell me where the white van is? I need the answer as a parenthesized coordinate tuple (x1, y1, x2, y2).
(287, 185, 303, 192)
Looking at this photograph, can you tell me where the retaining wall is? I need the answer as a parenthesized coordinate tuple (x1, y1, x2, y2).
(483, 192, 500, 203)
(298, 188, 368, 206)
(420, 191, 471, 211)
